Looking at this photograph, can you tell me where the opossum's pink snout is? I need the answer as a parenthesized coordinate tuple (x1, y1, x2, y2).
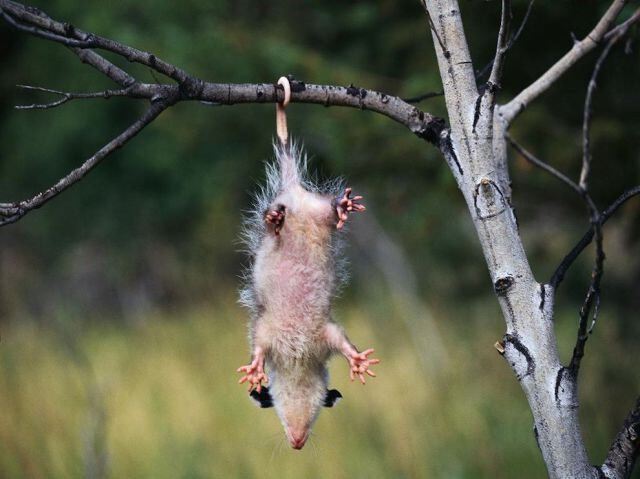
(287, 427, 309, 450)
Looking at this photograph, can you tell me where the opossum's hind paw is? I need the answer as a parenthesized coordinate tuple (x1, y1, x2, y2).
(335, 187, 365, 230)
(264, 204, 285, 235)
(237, 361, 269, 393)
(348, 348, 380, 384)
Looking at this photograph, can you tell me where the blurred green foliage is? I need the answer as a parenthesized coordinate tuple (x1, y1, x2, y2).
(0, 0, 639, 477)
(0, 0, 639, 315)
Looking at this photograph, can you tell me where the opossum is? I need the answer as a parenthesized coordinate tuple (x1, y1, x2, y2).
(238, 142, 379, 450)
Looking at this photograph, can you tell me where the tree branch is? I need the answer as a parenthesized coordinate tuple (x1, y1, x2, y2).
(604, 7, 640, 41)
(476, 0, 535, 82)
(0, 0, 442, 136)
(0, 98, 174, 226)
(580, 14, 635, 190)
(506, 133, 582, 196)
(550, 185, 640, 289)
(507, 135, 605, 373)
(70, 47, 136, 87)
(486, 0, 512, 105)
(561, 12, 639, 374)
(500, 0, 627, 124)
(403, 90, 444, 103)
(14, 84, 147, 110)
(0, 0, 446, 227)
(601, 396, 640, 479)
(567, 205, 604, 374)
(0, 0, 192, 84)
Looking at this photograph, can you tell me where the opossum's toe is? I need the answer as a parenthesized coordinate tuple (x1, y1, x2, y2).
(334, 187, 365, 229)
(347, 348, 380, 384)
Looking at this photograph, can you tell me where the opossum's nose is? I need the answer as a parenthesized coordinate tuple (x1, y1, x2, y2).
(288, 429, 309, 450)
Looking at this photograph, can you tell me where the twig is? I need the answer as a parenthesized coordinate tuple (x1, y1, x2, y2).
(486, 0, 512, 104)
(566, 12, 640, 373)
(568, 206, 603, 374)
(70, 48, 136, 87)
(0, 98, 174, 226)
(506, 133, 582, 196)
(15, 85, 139, 110)
(0, 10, 94, 48)
(501, 0, 627, 124)
(506, 133, 605, 363)
(604, 7, 640, 42)
(403, 90, 444, 103)
(425, 8, 449, 58)
(601, 395, 640, 479)
(580, 21, 632, 190)
(1, 0, 192, 84)
(477, 0, 535, 81)
(550, 185, 640, 289)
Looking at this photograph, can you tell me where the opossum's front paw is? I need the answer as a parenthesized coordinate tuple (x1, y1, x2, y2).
(265, 204, 285, 235)
(335, 187, 365, 229)
(348, 348, 380, 384)
(237, 360, 269, 393)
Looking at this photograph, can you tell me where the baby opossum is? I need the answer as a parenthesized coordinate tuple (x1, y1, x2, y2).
(238, 142, 379, 450)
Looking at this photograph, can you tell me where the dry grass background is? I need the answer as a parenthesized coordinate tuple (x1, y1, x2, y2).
(1, 295, 636, 478)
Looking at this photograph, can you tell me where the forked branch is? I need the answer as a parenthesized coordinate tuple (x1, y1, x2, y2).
(550, 185, 640, 289)
(0, 0, 444, 226)
(501, 0, 628, 124)
(0, 98, 175, 226)
(476, 0, 535, 81)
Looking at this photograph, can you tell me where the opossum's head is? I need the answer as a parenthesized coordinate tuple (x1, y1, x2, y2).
(250, 371, 342, 450)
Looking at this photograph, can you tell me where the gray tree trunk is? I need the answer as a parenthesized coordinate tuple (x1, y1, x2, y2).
(423, 1, 632, 477)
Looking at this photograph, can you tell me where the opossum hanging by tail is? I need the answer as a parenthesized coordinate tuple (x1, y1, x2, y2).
(237, 77, 379, 451)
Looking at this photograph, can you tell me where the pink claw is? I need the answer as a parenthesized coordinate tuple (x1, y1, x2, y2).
(237, 357, 268, 393)
(335, 187, 365, 229)
(265, 205, 285, 235)
(347, 348, 380, 385)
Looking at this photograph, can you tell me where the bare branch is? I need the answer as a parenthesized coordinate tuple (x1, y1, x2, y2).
(601, 396, 640, 479)
(14, 84, 142, 110)
(70, 48, 136, 87)
(0, 0, 192, 84)
(508, 0, 535, 52)
(567, 9, 640, 372)
(0, 98, 174, 226)
(0, 1, 442, 138)
(0, 0, 446, 227)
(486, 0, 512, 104)
(403, 90, 444, 103)
(568, 207, 604, 374)
(581, 16, 636, 190)
(604, 7, 640, 41)
(424, 7, 450, 59)
(0, 10, 91, 47)
(476, 0, 535, 81)
(501, 0, 627, 124)
(506, 135, 607, 366)
(1, 0, 444, 136)
(550, 185, 640, 289)
(506, 133, 582, 196)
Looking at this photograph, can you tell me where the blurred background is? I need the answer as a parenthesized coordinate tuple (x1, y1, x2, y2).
(1, 0, 639, 477)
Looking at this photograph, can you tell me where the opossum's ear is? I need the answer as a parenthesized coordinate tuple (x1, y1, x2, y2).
(249, 387, 273, 408)
(323, 389, 342, 407)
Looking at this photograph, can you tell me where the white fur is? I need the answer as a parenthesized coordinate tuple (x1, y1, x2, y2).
(238, 141, 350, 440)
